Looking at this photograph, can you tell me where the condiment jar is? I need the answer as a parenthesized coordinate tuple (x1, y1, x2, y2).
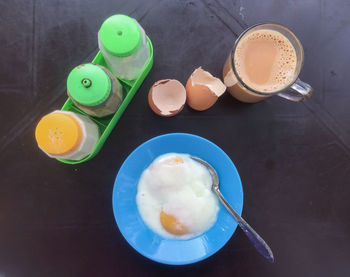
(67, 63, 123, 118)
(35, 111, 99, 160)
(98, 14, 150, 80)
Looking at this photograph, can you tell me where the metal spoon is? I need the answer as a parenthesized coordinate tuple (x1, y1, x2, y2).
(191, 156, 274, 263)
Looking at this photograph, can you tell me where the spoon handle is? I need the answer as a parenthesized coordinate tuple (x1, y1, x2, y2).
(214, 188, 275, 263)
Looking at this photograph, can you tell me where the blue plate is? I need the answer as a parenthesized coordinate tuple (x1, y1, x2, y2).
(112, 133, 244, 265)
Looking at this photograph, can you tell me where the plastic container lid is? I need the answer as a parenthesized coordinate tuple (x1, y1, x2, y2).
(35, 112, 82, 155)
(67, 64, 111, 106)
(99, 14, 141, 57)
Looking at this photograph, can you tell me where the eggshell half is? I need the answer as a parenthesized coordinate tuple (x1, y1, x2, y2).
(186, 67, 227, 111)
(148, 79, 186, 117)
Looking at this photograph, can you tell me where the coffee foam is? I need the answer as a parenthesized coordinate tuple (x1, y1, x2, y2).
(234, 29, 297, 93)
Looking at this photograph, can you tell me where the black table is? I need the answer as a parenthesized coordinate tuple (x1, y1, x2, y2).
(1, 1, 349, 276)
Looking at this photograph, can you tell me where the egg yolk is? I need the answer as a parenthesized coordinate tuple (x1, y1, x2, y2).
(163, 156, 184, 166)
(173, 156, 184, 163)
(160, 211, 188, 235)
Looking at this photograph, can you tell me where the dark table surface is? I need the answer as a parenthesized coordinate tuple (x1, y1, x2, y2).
(1, 0, 350, 276)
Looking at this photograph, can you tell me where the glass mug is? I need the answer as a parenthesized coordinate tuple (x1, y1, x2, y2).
(223, 23, 313, 103)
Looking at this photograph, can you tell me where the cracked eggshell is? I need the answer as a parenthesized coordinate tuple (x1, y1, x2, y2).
(148, 79, 186, 117)
(185, 67, 227, 111)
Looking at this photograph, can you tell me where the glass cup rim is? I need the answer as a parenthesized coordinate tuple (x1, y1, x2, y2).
(230, 22, 304, 96)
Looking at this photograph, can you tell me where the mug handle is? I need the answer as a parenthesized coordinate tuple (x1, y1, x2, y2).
(278, 78, 314, 102)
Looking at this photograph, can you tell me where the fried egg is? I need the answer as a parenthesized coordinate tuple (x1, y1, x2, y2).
(136, 153, 219, 239)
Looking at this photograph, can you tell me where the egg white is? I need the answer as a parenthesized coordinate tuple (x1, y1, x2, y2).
(136, 153, 219, 239)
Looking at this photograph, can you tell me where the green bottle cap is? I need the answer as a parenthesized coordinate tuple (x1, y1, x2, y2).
(99, 14, 141, 57)
(67, 64, 111, 106)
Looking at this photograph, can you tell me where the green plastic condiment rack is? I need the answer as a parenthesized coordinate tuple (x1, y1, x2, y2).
(57, 37, 153, 164)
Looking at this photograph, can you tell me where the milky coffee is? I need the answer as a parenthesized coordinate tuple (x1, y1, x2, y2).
(223, 29, 298, 102)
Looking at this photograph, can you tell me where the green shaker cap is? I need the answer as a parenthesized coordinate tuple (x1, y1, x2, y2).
(67, 64, 111, 107)
(99, 14, 141, 57)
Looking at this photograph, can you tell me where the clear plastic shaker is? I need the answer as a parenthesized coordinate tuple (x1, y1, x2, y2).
(98, 14, 150, 80)
(67, 63, 123, 118)
(35, 110, 99, 161)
